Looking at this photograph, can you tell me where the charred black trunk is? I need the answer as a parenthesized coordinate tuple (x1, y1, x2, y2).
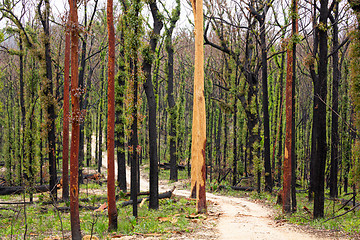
(142, 1, 163, 210)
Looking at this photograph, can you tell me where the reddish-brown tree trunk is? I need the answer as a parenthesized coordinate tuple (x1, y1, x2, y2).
(283, 0, 298, 214)
(190, 0, 207, 214)
(283, 46, 293, 213)
(62, 16, 71, 201)
(107, 0, 117, 230)
(69, 0, 81, 238)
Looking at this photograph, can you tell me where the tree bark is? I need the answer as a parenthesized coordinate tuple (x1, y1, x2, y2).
(116, 30, 127, 192)
(190, 0, 207, 214)
(260, 16, 272, 193)
(313, 0, 328, 219)
(107, 0, 117, 230)
(38, 0, 57, 201)
(142, 0, 163, 210)
(69, 0, 82, 238)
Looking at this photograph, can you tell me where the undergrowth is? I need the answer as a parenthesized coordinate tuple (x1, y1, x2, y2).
(0, 186, 197, 239)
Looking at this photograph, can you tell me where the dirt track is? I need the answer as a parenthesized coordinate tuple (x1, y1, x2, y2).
(97, 138, 348, 240)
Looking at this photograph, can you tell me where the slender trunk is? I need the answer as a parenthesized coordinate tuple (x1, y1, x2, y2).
(78, 1, 89, 184)
(215, 109, 222, 182)
(277, 51, 285, 187)
(260, 17, 272, 193)
(116, 32, 127, 192)
(291, 11, 298, 212)
(232, 97, 237, 186)
(167, 31, 177, 182)
(330, 2, 339, 198)
(97, 65, 105, 173)
(62, 18, 71, 201)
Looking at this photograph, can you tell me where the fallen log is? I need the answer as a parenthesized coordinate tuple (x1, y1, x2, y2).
(125, 191, 150, 197)
(120, 187, 175, 207)
(56, 205, 99, 212)
(83, 173, 102, 181)
(159, 163, 186, 170)
(0, 201, 33, 205)
(58, 188, 176, 211)
(0, 207, 19, 212)
(0, 185, 55, 195)
(218, 185, 255, 192)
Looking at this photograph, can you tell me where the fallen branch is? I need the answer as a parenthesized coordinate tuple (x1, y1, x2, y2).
(0, 202, 33, 205)
(218, 185, 255, 192)
(0, 207, 19, 212)
(56, 205, 99, 212)
(0, 185, 55, 195)
(324, 203, 360, 223)
(120, 187, 176, 207)
(234, 177, 252, 186)
(159, 163, 186, 170)
(83, 173, 102, 181)
(125, 191, 150, 197)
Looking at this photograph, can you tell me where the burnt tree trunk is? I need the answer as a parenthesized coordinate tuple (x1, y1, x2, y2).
(330, 2, 339, 198)
(38, 0, 57, 200)
(142, 0, 163, 209)
(313, 0, 328, 219)
(115, 29, 127, 192)
(166, 5, 180, 182)
(62, 17, 71, 201)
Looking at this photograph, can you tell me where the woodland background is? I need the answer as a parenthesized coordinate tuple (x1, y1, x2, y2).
(0, 0, 359, 232)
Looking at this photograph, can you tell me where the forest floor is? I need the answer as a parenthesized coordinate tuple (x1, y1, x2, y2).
(100, 156, 353, 240)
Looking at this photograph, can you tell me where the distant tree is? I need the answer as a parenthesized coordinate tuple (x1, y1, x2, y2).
(164, 0, 180, 182)
(37, 0, 58, 200)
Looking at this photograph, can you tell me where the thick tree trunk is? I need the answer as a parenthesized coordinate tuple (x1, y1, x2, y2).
(69, 0, 82, 238)
(38, 0, 57, 201)
(107, 0, 117, 230)
(190, 0, 207, 214)
(283, 45, 293, 213)
(313, 0, 328, 219)
(142, 0, 163, 209)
